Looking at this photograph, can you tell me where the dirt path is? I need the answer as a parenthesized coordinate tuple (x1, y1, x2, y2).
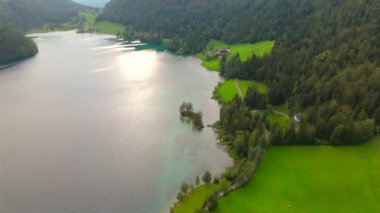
(272, 110, 290, 119)
(234, 79, 243, 101)
(252, 109, 290, 120)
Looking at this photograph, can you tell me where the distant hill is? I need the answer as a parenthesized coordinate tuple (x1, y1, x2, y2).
(7, 0, 89, 30)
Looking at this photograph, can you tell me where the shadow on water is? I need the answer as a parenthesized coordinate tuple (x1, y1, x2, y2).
(0, 57, 35, 72)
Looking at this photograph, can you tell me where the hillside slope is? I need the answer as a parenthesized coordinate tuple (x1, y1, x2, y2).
(0, 23, 38, 64)
(8, 0, 89, 30)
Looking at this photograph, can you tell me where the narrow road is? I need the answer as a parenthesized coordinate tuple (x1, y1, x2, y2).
(264, 128, 270, 143)
(252, 109, 290, 120)
(234, 79, 243, 101)
(272, 110, 290, 119)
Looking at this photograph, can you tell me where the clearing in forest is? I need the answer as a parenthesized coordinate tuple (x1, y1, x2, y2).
(196, 40, 275, 71)
(216, 80, 267, 102)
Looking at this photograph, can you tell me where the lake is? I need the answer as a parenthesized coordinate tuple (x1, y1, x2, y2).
(0, 31, 232, 213)
(73, 0, 109, 8)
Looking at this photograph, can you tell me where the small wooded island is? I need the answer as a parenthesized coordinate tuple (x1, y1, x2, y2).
(179, 102, 204, 130)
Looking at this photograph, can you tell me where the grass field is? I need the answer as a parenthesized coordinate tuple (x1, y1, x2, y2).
(91, 21, 125, 35)
(28, 11, 124, 35)
(196, 40, 275, 71)
(216, 80, 267, 102)
(238, 80, 267, 94)
(79, 11, 125, 35)
(265, 111, 290, 129)
(216, 80, 239, 102)
(173, 184, 219, 213)
(201, 59, 220, 71)
(273, 104, 289, 114)
(215, 136, 380, 213)
(79, 11, 98, 27)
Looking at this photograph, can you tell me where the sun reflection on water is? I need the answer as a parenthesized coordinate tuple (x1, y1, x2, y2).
(116, 51, 159, 81)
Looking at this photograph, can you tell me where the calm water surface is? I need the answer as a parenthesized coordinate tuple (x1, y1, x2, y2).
(73, 0, 109, 7)
(0, 31, 232, 213)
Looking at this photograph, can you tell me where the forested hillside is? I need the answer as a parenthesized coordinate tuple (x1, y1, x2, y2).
(0, 2, 37, 64)
(101, 0, 380, 146)
(7, 0, 89, 30)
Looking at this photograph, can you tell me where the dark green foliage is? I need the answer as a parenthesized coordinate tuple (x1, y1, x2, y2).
(245, 86, 267, 110)
(176, 192, 185, 201)
(374, 107, 380, 126)
(202, 171, 212, 185)
(195, 176, 200, 186)
(8, 0, 89, 30)
(180, 102, 204, 130)
(179, 102, 193, 117)
(221, 53, 243, 78)
(204, 193, 218, 211)
(180, 182, 189, 195)
(0, 24, 38, 64)
(99, 0, 304, 53)
(213, 177, 220, 184)
(192, 112, 204, 130)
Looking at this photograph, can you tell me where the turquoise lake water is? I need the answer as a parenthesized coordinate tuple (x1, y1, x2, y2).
(0, 31, 232, 213)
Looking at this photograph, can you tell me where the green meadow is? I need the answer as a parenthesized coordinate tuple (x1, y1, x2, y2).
(196, 40, 275, 71)
(79, 11, 125, 35)
(215, 136, 380, 213)
(273, 104, 289, 114)
(265, 111, 290, 129)
(173, 184, 219, 213)
(216, 80, 267, 102)
(28, 11, 125, 35)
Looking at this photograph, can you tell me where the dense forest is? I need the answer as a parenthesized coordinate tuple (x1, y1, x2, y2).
(220, 0, 380, 146)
